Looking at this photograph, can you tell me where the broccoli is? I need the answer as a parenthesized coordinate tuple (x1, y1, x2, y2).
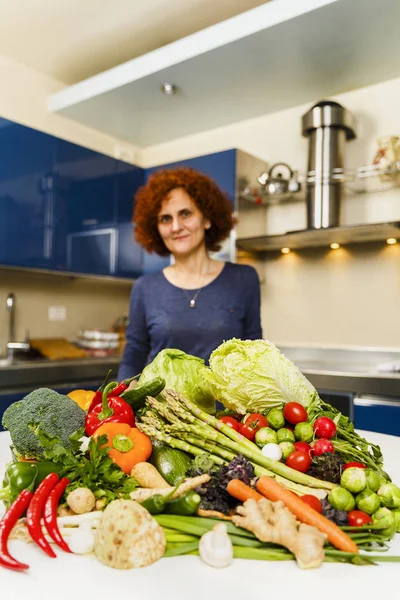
(2, 388, 86, 459)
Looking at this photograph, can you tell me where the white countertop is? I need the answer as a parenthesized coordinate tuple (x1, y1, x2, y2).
(0, 430, 399, 600)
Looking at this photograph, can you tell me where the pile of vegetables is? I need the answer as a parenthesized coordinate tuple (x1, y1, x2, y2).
(0, 337, 399, 574)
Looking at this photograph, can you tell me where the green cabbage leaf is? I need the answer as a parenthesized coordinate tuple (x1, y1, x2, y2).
(206, 338, 319, 414)
(138, 348, 216, 414)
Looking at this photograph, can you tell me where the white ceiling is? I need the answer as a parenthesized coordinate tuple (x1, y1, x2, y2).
(0, 0, 269, 84)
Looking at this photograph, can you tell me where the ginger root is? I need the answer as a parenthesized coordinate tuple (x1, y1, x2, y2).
(232, 498, 326, 569)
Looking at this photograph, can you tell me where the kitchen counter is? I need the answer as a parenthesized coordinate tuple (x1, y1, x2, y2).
(0, 429, 399, 600)
(0, 355, 121, 392)
(279, 345, 400, 398)
(1, 345, 400, 398)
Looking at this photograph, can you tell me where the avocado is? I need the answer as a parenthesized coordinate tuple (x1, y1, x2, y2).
(149, 440, 192, 485)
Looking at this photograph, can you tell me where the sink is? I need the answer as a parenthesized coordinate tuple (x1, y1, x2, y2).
(0, 358, 14, 368)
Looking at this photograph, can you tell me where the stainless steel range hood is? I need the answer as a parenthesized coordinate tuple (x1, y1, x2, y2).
(236, 222, 400, 252)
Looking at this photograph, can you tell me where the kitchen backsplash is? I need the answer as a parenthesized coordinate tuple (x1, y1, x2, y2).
(0, 270, 132, 354)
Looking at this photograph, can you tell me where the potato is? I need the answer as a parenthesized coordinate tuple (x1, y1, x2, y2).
(94, 499, 166, 569)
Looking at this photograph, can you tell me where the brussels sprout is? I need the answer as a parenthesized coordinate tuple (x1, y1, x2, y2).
(355, 488, 380, 515)
(365, 468, 381, 493)
(276, 428, 295, 444)
(279, 441, 296, 460)
(267, 409, 285, 430)
(392, 508, 400, 533)
(328, 486, 356, 512)
(294, 422, 314, 443)
(340, 467, 367, 494)
(255, 427, 278, 448)
(372, 507, 396, 539)
(377, 483, 400, 508)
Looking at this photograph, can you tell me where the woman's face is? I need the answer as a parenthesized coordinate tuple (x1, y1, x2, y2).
(157, 188, 211, 257)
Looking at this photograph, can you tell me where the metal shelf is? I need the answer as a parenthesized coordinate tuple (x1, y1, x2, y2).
(236, 222, 400, 253)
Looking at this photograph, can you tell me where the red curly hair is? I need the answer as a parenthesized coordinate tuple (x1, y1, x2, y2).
(133, 167, 235, 256)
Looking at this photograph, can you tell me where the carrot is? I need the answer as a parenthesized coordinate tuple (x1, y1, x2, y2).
(256, 476, 359, 554)
(227, 479, 264, 503)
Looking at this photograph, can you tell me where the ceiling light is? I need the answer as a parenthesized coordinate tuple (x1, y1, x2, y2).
(386, 237, 397, 245)
(330, 242, 340, 249)
(281, 247, 291, 254)
(161, 82, 178, 96)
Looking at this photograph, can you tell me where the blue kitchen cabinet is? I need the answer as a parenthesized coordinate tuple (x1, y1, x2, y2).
(353, 396, 400, 437)
(55, 139, 145, 278)
(0, 118, 64, 270)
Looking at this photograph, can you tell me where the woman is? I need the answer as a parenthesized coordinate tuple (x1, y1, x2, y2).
(117, 167, 262, 381)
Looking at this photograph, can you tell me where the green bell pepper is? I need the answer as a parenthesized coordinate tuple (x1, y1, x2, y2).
(0, 461, 64, 507)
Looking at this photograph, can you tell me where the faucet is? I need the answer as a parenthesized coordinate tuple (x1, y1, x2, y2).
(6, 292, 30, 361)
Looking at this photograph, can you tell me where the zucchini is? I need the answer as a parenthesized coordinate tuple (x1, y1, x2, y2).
(120, 376, 166, 410)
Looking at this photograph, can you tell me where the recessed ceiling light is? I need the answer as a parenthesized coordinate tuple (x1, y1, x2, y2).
(281, 247, 291, 254)
(161, 82, 178, 96)
(330, 242, 340, 249)
(386, 237, 397, 245)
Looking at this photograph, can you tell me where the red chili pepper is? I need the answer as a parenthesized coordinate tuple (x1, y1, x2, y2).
(43, 478, 71, 553)
(85, 381, 135, 436)
(87, 369, 113, 412)
(26, 473, 59, 558)
(0, 489, 32, 571)
(109, 374, 140, 398)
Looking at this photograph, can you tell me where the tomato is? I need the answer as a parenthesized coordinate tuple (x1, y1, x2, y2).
(240, 413, 269, 441)
(244, 413, 269, 431)
(313, 438, 335, 456)
(283, 402, 308, 425)
(347, 510, 373, 527)
(313, 416, 337, 439)
(219, 416, 241, 432)
(300, 495, 322, 513)
(344, 462, 366, 470)
(294, 441, 313, 455)
(239, 422, 256, 442)
(285, 450, 311, 473)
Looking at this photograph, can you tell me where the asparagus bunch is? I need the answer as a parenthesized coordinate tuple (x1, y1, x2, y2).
(137, 390, 336, 492)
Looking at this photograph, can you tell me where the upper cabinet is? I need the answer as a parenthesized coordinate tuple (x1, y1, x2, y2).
(48, 0, 400, 148)
(0, 119, 59, 269)
(0, 118, 145, 279)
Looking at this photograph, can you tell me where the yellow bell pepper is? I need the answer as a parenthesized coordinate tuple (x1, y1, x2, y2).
(67, 389, 96, 411)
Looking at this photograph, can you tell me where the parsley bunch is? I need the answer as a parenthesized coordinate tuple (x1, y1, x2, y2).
(36, 428, 138, 505)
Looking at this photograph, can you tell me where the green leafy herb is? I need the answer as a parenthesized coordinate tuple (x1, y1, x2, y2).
(36, 428, 138, 504)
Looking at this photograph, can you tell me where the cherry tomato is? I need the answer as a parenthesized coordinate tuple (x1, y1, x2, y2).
(283, 402, 308, 425)
(239, 422, 256, 442)
(313, 438, 335, 456)
(244, 413, 269, 431)
(219, 416, 241, 432)
(285, 450, 311, 473)
(300, 494, 322, 513)
(294, 441, 313, 456)
(313, 416, 337, 439)
(344, 462, 366, 470)
(347, 510, 372, 527)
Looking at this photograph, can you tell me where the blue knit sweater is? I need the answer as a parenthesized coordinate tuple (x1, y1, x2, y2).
(117, 262, 262, 380)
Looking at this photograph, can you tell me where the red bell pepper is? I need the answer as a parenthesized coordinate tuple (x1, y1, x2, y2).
(85, 381, 135, 436)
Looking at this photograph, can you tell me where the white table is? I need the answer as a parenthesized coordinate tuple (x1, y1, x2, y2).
(0, 430, 399, 600)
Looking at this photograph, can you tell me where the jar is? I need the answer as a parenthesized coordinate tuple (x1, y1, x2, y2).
(372, 136, 400, 181)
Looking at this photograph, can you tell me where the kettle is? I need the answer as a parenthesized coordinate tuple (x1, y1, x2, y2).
(257, 163, 301, 196)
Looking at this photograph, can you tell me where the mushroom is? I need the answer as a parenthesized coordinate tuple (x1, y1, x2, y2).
(199, 523, 233, 568)
(66, 488, 96, 514)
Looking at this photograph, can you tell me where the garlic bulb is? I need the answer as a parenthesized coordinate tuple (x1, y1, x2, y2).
(68, 521, 95, 555)
(199, 523, 233, 568)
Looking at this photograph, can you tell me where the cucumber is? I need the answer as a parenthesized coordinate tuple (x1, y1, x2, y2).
(121, 376, 165, 411)
(150, 441, 193, 485)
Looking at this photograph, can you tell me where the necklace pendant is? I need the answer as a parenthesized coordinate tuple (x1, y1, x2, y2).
(190, 299, 196, 308)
